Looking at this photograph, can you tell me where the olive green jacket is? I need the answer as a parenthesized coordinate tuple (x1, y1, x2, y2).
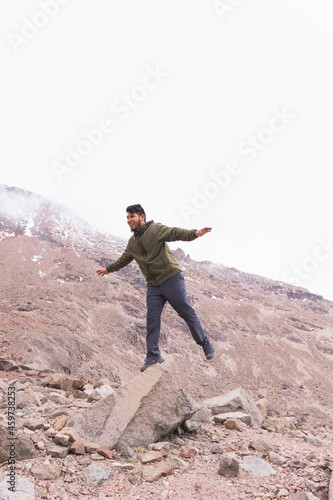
(106, 221, 198, 286)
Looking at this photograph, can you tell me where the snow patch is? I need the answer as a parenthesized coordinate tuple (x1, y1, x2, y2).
(0, 231, 15, 241)
(25, 217, 35, 237)
(32, 254, 43, 262)
(39, 270, 46, 277)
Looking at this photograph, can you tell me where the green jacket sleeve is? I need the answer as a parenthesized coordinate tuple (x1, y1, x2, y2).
(106, 247, 134, 273)
(155, 224, 198, 243)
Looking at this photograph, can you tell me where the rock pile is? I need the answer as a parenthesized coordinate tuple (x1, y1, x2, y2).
(0, 358, 332, 499)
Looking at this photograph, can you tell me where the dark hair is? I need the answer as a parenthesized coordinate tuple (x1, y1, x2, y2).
(126, 204, 146, 221)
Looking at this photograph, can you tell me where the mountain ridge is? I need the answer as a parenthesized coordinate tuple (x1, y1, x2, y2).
(1, 184, 333, 431)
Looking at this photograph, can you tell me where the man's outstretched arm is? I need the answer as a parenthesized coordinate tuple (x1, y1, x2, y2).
(96, 247, 133, 277)
(156, 223, 212, 242)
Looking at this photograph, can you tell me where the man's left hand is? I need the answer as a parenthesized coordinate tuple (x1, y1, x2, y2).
(195, 227, 212, 237)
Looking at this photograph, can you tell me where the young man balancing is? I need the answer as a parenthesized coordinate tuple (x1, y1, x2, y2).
(97, 204, 215, 372)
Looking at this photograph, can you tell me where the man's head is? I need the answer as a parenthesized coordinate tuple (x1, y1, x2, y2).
(126, 204, 146, 232)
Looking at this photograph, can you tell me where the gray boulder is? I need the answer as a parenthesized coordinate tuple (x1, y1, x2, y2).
(0, 474, 35, 500)
(0, 426, 36, 463)
(241, 456, 275, 477)
(203, 388, 263, 427)
(81, 464, 113, 487)
(67, 360, 199, 448)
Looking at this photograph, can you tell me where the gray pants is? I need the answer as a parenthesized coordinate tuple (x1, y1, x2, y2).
(146, 271, 207, 358)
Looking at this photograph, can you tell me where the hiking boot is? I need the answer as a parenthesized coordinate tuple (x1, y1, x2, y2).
(202, 339, 215, 360)
(140, 355, 165, 372)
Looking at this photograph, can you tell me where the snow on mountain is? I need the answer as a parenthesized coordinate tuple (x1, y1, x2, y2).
(0, 184, 124, 255)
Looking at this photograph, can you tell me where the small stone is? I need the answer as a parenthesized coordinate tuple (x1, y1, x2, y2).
(183, 420, 201, 432)
(249, 437, 274, 454)
(45, 428, 57, 438)
(141, 450, 164, 464)
(154, 461, 174, 477)
(41, 392, 69, 405)
(54, 416, 68, 431)
(277, 488, 289, 497)
(97, 448, 113, 459)
(288, 460, 306, 469)
(180, 446, 198, 458)
(87, 390, 103, 402)
(54, 433, 70, 446)
(241, 456, 275, 477)
(211, 443, 224, 454)
(238, 442, 251, 456)
(24, 418, 44, 431)
(214, 412, 251, 426)
(60, 427, 81, 442)
(224, 419, 245, 431)
(269, 451, 286, 466)
(255, 398, 268, 418)
(32, 462, 62, 480)
(218, 455, 239, 478)
(187, 405, 212, 423)
(17, 388, 41, 408)
(141, 465, 163, 482)
(112, 462, 134, 470)
(69, 438, 85, 455)
(46, 443, 69, 459)
(84, 441, 101, 453)
(91, 452, 105, 460)
(0, 359, 18, 371)
(149, 441, 170, 457)
(129, 473, 141, 485)
(37, 441, 45, 450)
(116, 441, 137, 460)
(81, 463, 114, 487)
(166, 456, 189, 470)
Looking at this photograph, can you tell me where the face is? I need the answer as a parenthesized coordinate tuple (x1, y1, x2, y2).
(127, 212, 145, 231)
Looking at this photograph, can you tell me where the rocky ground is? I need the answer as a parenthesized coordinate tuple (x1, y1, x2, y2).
(0, 362, 333, 500)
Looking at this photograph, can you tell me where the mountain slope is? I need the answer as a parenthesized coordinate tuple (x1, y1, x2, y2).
(1, 184, 333, 430)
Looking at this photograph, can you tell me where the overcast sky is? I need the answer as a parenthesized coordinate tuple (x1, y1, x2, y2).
(1, 0, 333, 300)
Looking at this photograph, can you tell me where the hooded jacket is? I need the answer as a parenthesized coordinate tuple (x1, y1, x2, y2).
(106, 221, 198, 286)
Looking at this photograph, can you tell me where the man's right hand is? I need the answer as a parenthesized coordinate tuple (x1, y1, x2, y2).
(96, 268, 109, 276)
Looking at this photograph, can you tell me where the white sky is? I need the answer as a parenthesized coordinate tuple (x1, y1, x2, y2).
(1, 0, 333, 300)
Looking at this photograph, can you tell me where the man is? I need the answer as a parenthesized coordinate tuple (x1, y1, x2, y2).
(97, 204, 215, 372)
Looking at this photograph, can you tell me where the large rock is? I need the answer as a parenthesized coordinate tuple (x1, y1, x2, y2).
(203, 388, 263, 427)
(262, 416, 297, 434)
(0, 426, 36, 463)
(241, 456, 275, 477)
(0, 473, 35, 500)
(47, 374, 86, 391)
(81, 464, 113, 487)
(31, 463, 62, 480)
(66, 361, 199, 448)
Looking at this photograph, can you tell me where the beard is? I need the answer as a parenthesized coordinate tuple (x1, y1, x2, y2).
(131, 219, 143, 232)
